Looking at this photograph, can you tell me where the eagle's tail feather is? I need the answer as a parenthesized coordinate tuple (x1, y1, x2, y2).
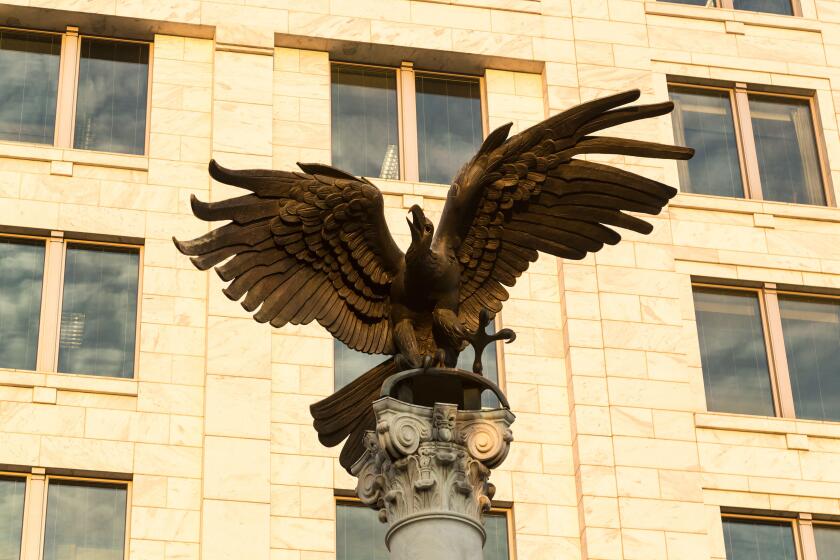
(310, 357, 398, 471)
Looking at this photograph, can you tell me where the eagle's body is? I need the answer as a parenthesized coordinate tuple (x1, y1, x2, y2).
(174, 89, 693, 470)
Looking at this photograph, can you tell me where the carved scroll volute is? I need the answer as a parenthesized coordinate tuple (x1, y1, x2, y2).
(375, 404, 431, 459)
(352, 432, 386, 507)
(458, 412, 515, 469)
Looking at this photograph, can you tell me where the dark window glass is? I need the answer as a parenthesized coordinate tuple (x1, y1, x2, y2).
(0, 477, 25, 560)
(455, 322, 501, 408)
(0, 238, 45, 370)
(483, 513, 510, 560)
(693, 289, 775, 416)
(331, 64, 400, 179)
(335, 323, 501, 408)
(669, 87, 744, 198)
(57, 244, 139, 378)
(336, 503, 389, 560)
(722, 518, 796, 560)
(0, 29, 61, 144)
(749, 95, 824, 205)
(336, 503, 510, 559)
(43, 481, 127, 560)
(779, 296, 840, 422)
(659, 0, 714, 5)
(732, 0, 792, 15)
(334, 339, 387, 390)
(74, 38, 149, 155)
(416, 74, 483, 185)
(815, 525, 840, 559)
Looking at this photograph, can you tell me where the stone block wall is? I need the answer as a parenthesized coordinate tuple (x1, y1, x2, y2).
(0, 1, 839, 559)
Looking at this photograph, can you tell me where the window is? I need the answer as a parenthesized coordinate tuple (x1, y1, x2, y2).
(43, 480, 127, 560)
(778, 296, 840, 422)
(0, 26, 150, 155)
(0, 233, 141, 378)
(336, 501, 512, 559)
(415, 74, 483, 185)
(659, 0, 795, 14)
(0, 29, 61, 144)
(0, 473, 129, 560)
(669, 83, 829, 205)
(331, 62, 485, 186)
(693, 283, 840, 422)
(0, 477, 25, 560)
(334, 323, 503, 408)
(331, 64, 400, 180)
(814, 524, 840, 558)
(722, 514, 840, 560)
(73, 38, 149, 155)
(0, 238, 45, 370)
(693, 288, 775, 416)
(722, 517, 797, 560)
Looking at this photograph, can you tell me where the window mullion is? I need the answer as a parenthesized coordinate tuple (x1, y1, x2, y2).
(799, 515, 820, 560)
(762, 284, 796, 418)
(733, 86, 764, 200)
(35, 234, 65, 373)
(54, 26, 79, 148)
(719, 0, 735, 8)
(20, 470, 46, 560)
(399, 61, 420, 182)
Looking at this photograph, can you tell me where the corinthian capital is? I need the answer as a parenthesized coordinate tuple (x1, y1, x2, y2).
(351, 398, 515, 547)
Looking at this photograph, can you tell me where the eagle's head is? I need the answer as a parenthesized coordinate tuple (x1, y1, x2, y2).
(406, 204, 434, 252)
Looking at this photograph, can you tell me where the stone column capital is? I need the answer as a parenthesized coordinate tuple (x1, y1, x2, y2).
(351, 398, 514, 553)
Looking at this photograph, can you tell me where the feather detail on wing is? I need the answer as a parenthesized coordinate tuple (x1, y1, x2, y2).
(174, 160, 403, 354)
(436, 89, 694, 332)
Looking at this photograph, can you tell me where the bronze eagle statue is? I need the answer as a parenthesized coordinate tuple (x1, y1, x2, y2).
(174, 89, 693, 470)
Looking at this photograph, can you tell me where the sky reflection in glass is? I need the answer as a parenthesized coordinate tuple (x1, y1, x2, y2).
(693, 288, 775, 416)
(331, 65, 400, 179)
(722, 518, 796, 560)
(74, 38, 149, 155)
(58, 244, 139, 378)
(0, 30, 60, 144)
(669, 87, 744, 198)
(416, 74, 482, 185)
(43, 481, 126, 560)
(749, 95, 824, 205)
(779, 296, 840, 422)
(0, 477, 25, 560)
(0, 238, 44, 370)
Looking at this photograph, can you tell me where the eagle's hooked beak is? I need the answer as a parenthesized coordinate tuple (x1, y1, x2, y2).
(407, 204, 425, 243)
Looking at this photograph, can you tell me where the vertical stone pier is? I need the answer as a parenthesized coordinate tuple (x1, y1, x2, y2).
(351, 398, 514, 560)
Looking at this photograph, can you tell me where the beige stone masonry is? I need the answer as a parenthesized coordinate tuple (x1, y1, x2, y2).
(1, 2, 840, 559)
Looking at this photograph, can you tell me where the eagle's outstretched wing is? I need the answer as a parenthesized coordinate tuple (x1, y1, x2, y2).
(435, 89, 694, 332)
(174, 160, 403, 354)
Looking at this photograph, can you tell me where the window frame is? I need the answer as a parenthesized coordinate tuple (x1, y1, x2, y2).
(0, 470, 132, 560)
(669, 81, 834, 207)
(720, 512, 840, 560)
(0, 25, 153, 156)
(693, 281, 840, 421)
(721, 513, 804, 560)
(329, 60, 489, 185)
(0, 231, 143, 379)
(334, 496, 516, 559)
(659, 0, 801, 15)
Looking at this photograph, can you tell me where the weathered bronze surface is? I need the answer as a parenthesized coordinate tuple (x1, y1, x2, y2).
(174, 89, 693, 470)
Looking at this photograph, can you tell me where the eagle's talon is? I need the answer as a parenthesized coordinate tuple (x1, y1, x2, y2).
(466, 309, 517, 374)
